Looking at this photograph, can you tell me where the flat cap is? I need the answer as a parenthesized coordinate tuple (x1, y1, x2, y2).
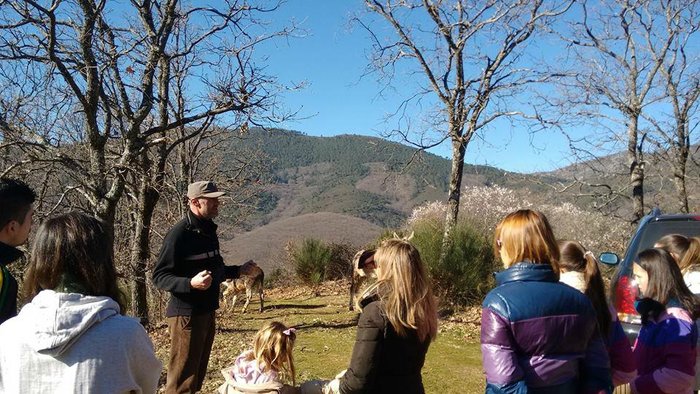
(187, 181, 226, 199)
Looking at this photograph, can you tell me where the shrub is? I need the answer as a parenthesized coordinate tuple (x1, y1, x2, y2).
(290, 238, 332, 285)
(540, 202, 630, 256)
(409, 185, 630, 256)
(287, 239, 356, 284)
(324, 242, 355, 280)
(407, 185, 632, 291)
(408, 217, 497, 306)
(264, 266, 295, 287)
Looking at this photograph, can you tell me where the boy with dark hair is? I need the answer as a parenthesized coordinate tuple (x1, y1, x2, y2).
(0, 177, 36, 324)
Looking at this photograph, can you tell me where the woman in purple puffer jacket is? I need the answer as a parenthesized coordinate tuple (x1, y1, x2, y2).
(481, 209, 612, 393)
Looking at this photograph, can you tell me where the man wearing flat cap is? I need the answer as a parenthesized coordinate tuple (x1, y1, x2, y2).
(153, 180, 253, 393)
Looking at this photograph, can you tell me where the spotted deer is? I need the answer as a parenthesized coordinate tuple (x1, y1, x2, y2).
(221, 260, 264, 313)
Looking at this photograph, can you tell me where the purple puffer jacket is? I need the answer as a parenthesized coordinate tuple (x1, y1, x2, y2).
(631, 304, 697, 394)
(481, 263, 612, 393)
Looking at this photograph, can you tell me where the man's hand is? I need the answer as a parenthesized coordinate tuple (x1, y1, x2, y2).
(190, 270, 212, 290)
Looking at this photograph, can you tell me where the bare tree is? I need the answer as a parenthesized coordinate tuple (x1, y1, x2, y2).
(359, 0, 573, 259)
(0, 1, 295, 320)
(0, 0, 283, 234)
(557, 0, 676, 223)
(120, 5, 291, 322)
(644, 1, 700, 213)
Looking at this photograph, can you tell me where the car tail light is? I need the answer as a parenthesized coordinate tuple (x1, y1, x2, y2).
(614, 275, 639, 320)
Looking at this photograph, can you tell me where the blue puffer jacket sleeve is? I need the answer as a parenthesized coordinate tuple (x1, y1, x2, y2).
(607, 308, 636, 386)
(583, 333, 614, 393)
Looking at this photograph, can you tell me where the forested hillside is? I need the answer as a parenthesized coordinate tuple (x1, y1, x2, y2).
(224, 128, 564, 229)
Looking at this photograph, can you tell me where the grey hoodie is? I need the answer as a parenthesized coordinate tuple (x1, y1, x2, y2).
(0, 290, 162, 393)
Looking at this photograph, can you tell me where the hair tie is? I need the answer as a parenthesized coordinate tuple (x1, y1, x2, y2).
(283, 328, 296, 336)
(584, 251, 594, 258)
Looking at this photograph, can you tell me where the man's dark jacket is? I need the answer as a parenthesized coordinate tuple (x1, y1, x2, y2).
(0, 241, 22, 324)
(153, 211, 240, 317)
(339, 294, 430, 394)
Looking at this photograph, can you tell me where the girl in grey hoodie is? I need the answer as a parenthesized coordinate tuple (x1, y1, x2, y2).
(0, 212, 161, 393)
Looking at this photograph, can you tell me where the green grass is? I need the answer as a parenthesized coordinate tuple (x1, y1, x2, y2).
(423, 329, 485, 391)
(150, 283, 485, 393)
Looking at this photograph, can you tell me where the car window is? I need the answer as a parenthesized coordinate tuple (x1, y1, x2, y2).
(613, 219, 700, 320)
(630, 220, 700, 259)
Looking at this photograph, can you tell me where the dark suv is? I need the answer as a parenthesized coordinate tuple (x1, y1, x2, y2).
(599, 208, 700, 342)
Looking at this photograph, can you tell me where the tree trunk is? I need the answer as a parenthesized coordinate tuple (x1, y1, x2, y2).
(440, 135, 466, 264)
(672, 168, 689, 214)
(672, 122, 690, 213)
(130, 140, 169, 322)
(130, 56, 171, 323)
(129, 157, 159, 323)
(672, 156, 689, 214)
(627, 115, 645, 223)
(94, 194, 118, 248)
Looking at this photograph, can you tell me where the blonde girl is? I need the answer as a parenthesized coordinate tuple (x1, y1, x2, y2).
(219, 321, 297, 394)
(325, 238, 437, 394)
(481, 209, 612, 392)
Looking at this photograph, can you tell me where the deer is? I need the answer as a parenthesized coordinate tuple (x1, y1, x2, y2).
(348, 233, 414, 311)
(221, 260, 265, 313)
(349, 249, 377, 311)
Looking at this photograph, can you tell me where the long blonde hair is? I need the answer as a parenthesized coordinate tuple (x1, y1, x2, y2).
(494, 209, 560, 275)
(246, 321, 296, 385)
(361, 239, 438, 342)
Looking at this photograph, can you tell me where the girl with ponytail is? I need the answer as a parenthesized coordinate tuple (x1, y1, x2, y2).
(559, 240, 636, 387)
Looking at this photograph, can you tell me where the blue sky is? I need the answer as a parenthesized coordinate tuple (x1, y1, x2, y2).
(257, 2, 574, 174)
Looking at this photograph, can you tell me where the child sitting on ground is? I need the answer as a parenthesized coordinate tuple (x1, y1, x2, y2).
(218, 321, 298, 394)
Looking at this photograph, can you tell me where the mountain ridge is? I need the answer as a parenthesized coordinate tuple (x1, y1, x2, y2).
(225, 127, 562, 229)
(218, 128, 700, 271)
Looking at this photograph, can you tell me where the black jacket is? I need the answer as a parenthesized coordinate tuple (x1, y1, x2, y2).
(152, 211, 240, 317)
(0, 241, 22, 324)
(339, 295, 430, 394)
